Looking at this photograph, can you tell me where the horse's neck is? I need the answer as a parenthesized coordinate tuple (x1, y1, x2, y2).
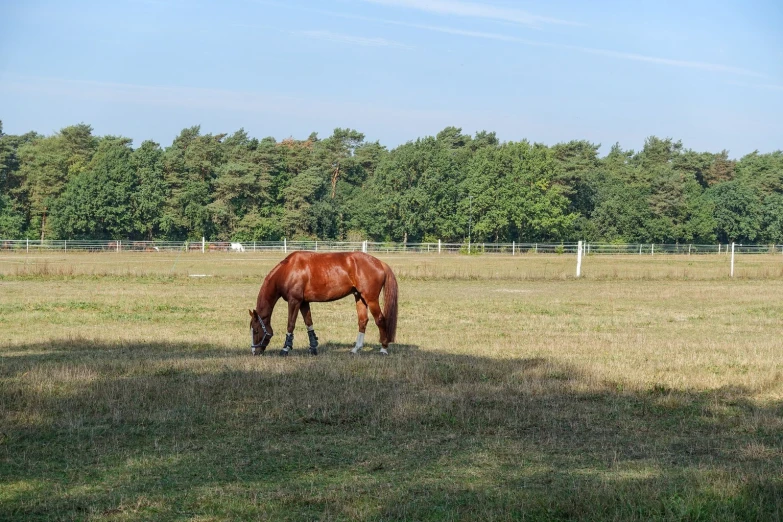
(257, 278, 280, 316)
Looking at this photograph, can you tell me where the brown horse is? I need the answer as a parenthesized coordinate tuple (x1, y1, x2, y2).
(249, 251, 398, 356)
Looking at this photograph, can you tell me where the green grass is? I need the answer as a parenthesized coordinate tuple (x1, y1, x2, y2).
(1, 252, 782, 520)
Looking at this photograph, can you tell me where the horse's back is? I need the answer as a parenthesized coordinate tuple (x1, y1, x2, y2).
(275, 251, 387, 301)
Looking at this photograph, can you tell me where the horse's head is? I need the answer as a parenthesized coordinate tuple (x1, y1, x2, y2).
(248, 309, 273, 355)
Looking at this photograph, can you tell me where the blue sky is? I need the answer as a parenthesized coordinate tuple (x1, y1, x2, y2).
(1, 0, 781, 157)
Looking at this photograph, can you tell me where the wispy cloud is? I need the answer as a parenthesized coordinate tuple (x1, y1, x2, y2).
(293, 30, 413, 50)
(261, 3, 763, 78)
(0, 74, 449, 124)
(570, 47, 763, 77)
(358, 0, 580, 28)
(338, 15, 764, 77)
(728, 81, 783, 91)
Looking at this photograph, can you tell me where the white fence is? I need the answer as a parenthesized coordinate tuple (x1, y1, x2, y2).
(1, 239, 781, 255)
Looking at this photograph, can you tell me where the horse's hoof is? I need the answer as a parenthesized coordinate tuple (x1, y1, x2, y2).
(379, 349, 389, 356)
(309, 347, 318, 356)
(279, 349, 289, 356)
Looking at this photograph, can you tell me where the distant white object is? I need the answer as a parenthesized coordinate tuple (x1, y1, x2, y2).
(230, 242, 246, 252)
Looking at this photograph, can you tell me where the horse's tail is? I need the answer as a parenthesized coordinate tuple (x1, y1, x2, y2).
(383, 263, 398, 343)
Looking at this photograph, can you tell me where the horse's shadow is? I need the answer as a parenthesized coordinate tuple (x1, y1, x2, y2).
(261, 341, 419, 357)
(2, 339, 782, 520)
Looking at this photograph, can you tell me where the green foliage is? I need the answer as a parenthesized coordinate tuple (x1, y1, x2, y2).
(761, 193, 783, 243)
(706, 181, 763, 243)
(16, 124, 98, 239)
(0, 192, 24, 238)
(131, 140, 167, 240)
(50, 137, 136, 239)
(0, 123, 781, 244)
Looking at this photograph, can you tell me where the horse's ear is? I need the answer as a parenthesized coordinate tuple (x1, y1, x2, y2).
(248, 309, 254, 318)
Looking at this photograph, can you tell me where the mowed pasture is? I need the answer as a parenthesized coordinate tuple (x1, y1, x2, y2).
(1, 252, 782, 521)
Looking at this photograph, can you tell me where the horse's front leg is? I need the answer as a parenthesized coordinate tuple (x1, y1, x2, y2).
(300, 301, 318, 355)
(280, 298, 302, 356)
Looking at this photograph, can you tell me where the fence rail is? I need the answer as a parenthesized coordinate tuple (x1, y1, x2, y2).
(2, 239, 782, 255)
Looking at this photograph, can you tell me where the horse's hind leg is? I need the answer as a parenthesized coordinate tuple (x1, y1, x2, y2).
(366, 299, 389, 355)
(351, 295, 369, 354)
(300, 302, 318, 355)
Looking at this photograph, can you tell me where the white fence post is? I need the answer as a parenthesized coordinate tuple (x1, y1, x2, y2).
(201, 237, 205, 253)
(731, 242, 735, 278)
(65, 240, 67, 253)
(315, 240, 318, 252)
(26, 238, 29, 253)
(512, 241, 515, 256)
(438, 239, 441, 254)
(284, 238, 287, 254)
(651, 244, 654, 256)
(576, 240, 583, 278)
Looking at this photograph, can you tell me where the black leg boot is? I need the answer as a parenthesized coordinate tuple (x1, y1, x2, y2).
(280, 333, 294, 356)
(307, 329, 318, 356)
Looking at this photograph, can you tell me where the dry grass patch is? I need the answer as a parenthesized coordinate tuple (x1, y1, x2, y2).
(1, 253, 782, 520)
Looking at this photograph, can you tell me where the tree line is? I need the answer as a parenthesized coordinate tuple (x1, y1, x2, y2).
(0, 121, 781, 244)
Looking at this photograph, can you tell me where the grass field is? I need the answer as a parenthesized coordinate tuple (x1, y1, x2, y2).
(1, 252, 782, 521)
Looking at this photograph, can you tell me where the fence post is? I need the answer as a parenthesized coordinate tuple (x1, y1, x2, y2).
(438, 239, 441, 254)
(284, 238, 287, 254)
(65, 240, 67, 253)
(535, 243, 538, 254)
(576, 240, 583, 278)
(315, 240, 318, 252)
(117, 241, 120, 253)
(731, 242, 735, 277)
(26, 238, 29, 253)
(362, 240, 367, 253)
(253, 241, 256, 252)
(512, 241, 515, 256)
(202, 237, 205, 253)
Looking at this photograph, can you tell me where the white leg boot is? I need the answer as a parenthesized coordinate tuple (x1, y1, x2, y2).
(350, 332, 365, 354)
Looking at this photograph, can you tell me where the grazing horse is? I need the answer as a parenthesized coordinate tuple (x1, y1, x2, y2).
(249, 251, 398, 356)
